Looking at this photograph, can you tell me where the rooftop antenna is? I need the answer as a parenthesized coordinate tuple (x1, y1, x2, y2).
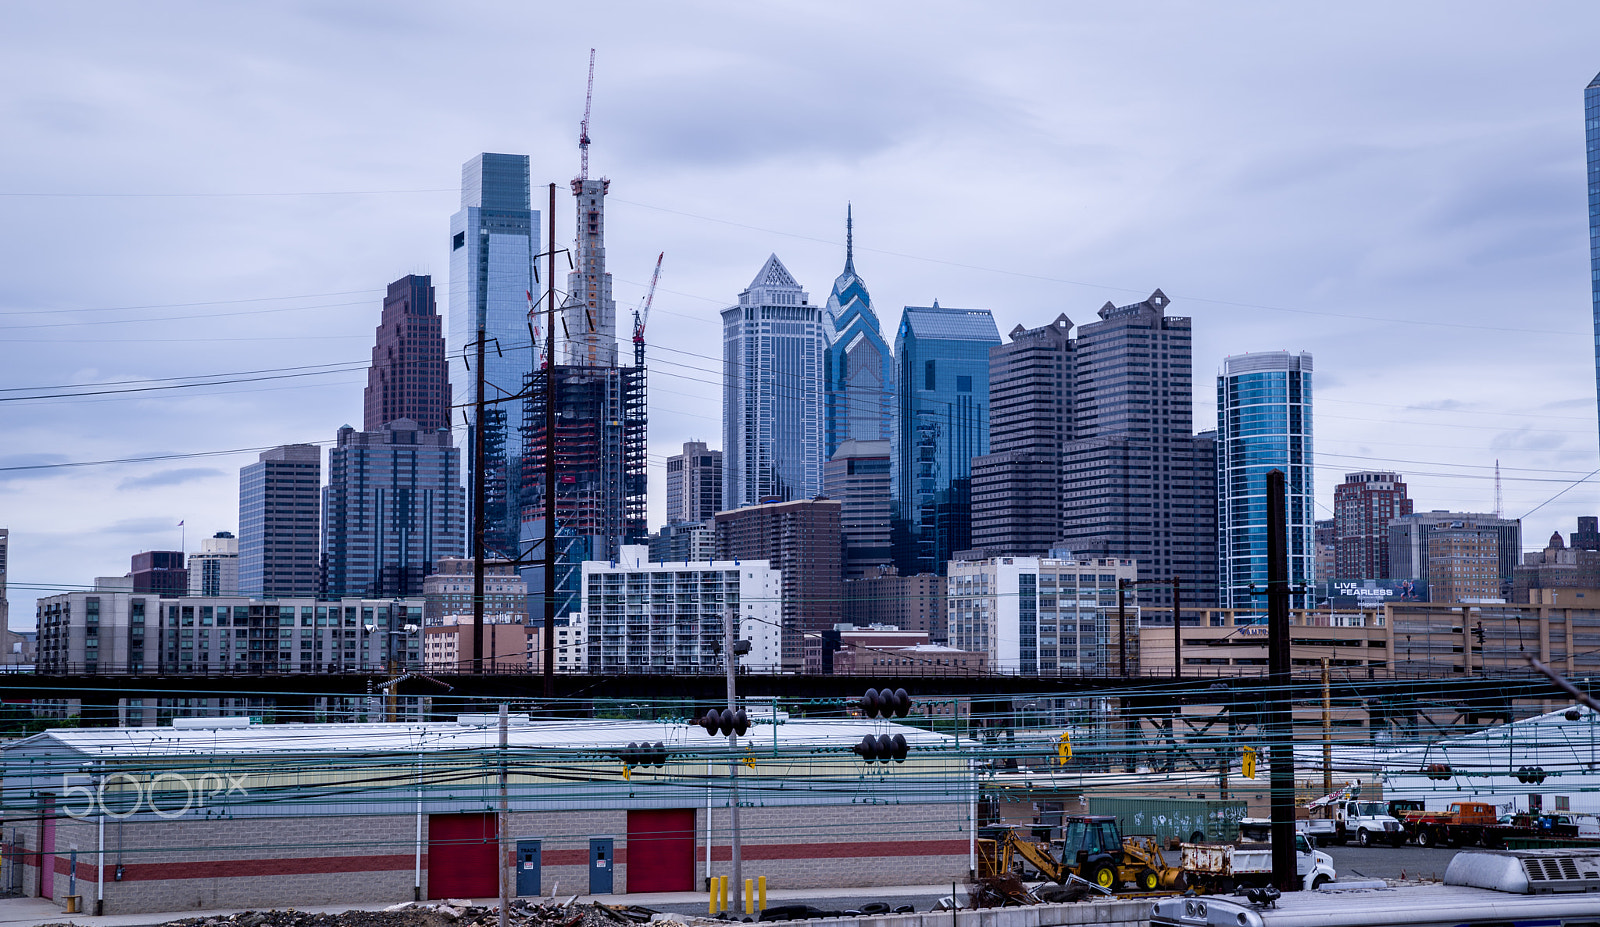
(578, 48, 595, 182)
(1494, 459, 1503, 518)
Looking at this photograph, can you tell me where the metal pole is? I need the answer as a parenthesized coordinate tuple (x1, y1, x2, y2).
(1322, 657, 1332, 799)
(724, 607, 743, 906)
(498, 702, 510, 927)
(96, 810, 104, 915)
(415, 749, 423, 902)
(1172, 577, 1182, 680)
(1117, 580, 1127, 676)
(543, 182, 558, 700)
(1266, 469, 1296, 890)
(472, 282, 488, 675)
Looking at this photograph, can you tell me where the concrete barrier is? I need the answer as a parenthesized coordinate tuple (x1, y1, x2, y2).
(777, 898, 1153, 927)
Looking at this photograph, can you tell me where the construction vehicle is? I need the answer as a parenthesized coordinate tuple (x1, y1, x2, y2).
(1179, 833, 1336, 893)
(977, 814, 1185, 892)
(1406, 801, 1498, 848)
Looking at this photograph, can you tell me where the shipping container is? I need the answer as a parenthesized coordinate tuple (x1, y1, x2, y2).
(1088, 796, 1248, 844)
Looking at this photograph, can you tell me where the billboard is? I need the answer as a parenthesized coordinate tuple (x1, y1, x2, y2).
(1323, 579, 1428, 606)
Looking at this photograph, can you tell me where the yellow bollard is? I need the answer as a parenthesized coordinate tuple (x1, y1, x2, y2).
(709, 877, 719, 915)
(721, 874, 730, 911)
(745, 879, 754, 915)
(759, 876, 767, 912)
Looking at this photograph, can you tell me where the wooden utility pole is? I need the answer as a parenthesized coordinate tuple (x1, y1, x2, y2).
(1172, 576, 1182, 680)
(1322, 658, 1333, 798)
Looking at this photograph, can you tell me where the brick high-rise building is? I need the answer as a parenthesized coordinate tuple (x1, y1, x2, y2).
(823, 438, 892, 580)
(1390, 511, 1521, 602)
(239, 444, 321, 597)
(1333, 471, 1413, 580)
(971, 314, 1073, 556)
(131, 551, 188, 597)
(665, 441, 722, 525)
(714, 497, 841, 672)
(364, 275, 450, 433)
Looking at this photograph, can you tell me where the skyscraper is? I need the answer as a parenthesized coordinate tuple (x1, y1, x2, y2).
(722, 255, 826, 508)
(823, 438, 892, 580)
(188, 531, 239, 597)
(1390, 511, 1521, 601)
(970, 314, 1074, 556)
(1333, 471, 1413, 580)
(824, 208, 894, 457)
(364, 275, 450, 433)
(562, 178, 618, 367)
(1588, 72, 1600, 447)
(449, 153, 538, 558)
(322, 420, 465, 598)
(1216, 351, 1316, 609)
(665, 440, 723, 525)
(1059, 290, 1217, 610)
(892, 303, 1001, 575)
(239, 444, 322, 597)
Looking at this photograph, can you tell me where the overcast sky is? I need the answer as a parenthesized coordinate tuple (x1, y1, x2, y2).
(3, 2, 1599, 619)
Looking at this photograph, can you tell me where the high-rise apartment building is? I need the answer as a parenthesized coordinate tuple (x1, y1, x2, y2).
(579, 545, 782, 673)
(1059, 290, 1217, 610)
(824, 209, 894, 457)
(971, 314, 1074, 556)
(1587, 72, 1600, 448)
(947, 555, 1138, 674)
(188, 531, 239, 597)
(722, 255, 826, 508)
(1390, 511, 1521, 602)
(714, 497, 841, 671)
(322, 419, 465, 599)
(449, 153, 538, 558)
(648, 521, 715, 564)
(839, 573, 946, 640)
(421, 557, 527, 627)
(1333, 472, 1413, 580)
(1217, 351, 1316, 609)
(892, 304, 1001, 576)
(364, 275, 450, 433)
(823, 438, 892, 580)
(239, 444, 321, 597)
(665, 441, 723, 525)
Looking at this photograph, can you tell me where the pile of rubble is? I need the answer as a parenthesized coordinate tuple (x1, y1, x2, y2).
(80, 899, 686, 927)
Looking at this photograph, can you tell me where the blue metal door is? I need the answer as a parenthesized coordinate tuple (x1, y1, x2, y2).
(515, 839, 541, 897)
(588, 837, 614, 894)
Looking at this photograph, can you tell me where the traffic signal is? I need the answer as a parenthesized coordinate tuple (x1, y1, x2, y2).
(699, 707, 750, 737)
(860, 687, 912, 718)
(1516, 766, 1548, 784)
(620, 741, 669, 768)
(853, 733, 909, 763)
(1242, 746, 1257, 779)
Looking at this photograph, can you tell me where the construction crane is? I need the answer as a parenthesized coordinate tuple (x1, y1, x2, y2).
(633, 252, 663, 368)
(577, 48, 595, 184)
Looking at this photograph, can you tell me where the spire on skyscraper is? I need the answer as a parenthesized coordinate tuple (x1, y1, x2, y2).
(845, 203, 855, 276)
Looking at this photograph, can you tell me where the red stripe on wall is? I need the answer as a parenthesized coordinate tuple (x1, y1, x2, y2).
(119, 854, 421, 882)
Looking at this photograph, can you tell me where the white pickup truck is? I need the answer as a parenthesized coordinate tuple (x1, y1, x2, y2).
(1179, 834, 1336, 892)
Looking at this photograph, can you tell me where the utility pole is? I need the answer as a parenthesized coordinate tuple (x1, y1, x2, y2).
(1266, 469, 1296, 890)
(543, 182, 558, 700)
(1117, 580, 1128, 676)
(1322, 657, 1332, 799)
(1172, 576, 1182, 680)
(497, 702, 509, 927)
(724, 607, 743, 908)
(471, 293, 488, 674)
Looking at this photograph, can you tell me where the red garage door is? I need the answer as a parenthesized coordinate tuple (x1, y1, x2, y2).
(626, 809, 695, 892)
(429, 813, 497, 899)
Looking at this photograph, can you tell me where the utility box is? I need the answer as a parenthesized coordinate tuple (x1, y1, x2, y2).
(1088, 797, 1247, 845)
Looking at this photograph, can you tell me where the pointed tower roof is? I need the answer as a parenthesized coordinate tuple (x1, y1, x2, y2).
(1589, 71, 1600, 90)
(826, 205, 874, 333)
(749, 254, 799, 290)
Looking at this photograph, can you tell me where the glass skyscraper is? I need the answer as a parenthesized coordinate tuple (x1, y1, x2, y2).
(824, 208, 894, 457)
(892, 303, 1001, 575)
(448, 153, 538, 558)
(1216, 351, 1316, 609)
(1587, 72, 1600, 447)
(722, 255, 826, 508)
(238, 444, 321, 597)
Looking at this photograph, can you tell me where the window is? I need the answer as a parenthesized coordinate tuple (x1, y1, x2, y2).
(452, 231, 465, 250)
(957, 375, 972, 393)
(925, 360, 936, 391)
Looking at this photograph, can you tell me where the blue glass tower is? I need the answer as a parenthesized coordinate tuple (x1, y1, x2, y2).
(1587, 73, 1600, 447)
(448, 153, 539, 557)
(824, 207, 894, 457)
(892, 303, 1001, 575)
(1217, 351, 1315, 609)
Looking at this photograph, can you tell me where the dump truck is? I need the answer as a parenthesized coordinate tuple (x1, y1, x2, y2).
(1406, 801, 1498, 847)
(976, 815, 1185, 892)
(1178, 833, 1336, 893)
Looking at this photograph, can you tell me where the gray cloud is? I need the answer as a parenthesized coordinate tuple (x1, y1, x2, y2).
(117, 467, 225, 490)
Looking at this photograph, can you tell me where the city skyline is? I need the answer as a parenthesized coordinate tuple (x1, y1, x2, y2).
(4, 5, 1600, 605)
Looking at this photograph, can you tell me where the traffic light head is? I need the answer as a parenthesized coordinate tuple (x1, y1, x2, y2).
(699, 707, 750, 737)
(860, 688, 912, 719)
(853, 732, 910, 763)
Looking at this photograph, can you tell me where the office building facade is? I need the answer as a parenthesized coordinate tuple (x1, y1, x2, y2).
(364, 275, 450, 433)
(823, 208, 894, 458)
(714, 497, 841, 671)
(188, 531, 239, 597)
(648, 521, 715, 565)
(449, 153, 538, 558)
(823, 438, 893, 580)
(579, 545, 782, 673)
(947, 555, 1138, 675)
(322, 420, 465, 599)
(722, 255, 826, 508)
(665, 441, 723, 525)
(1216, 351, 1316, 609)
(421, 556, 527, 627)
(1059, 290, 1217, 610)
(971, 314, 1074, 556)
(892, 303, 1001, 575)
(238, 444, 321, 597)
(1334, 471, 1413, 580)
(131, 551, 188, 597)
(1390, 511, 1522, 602)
